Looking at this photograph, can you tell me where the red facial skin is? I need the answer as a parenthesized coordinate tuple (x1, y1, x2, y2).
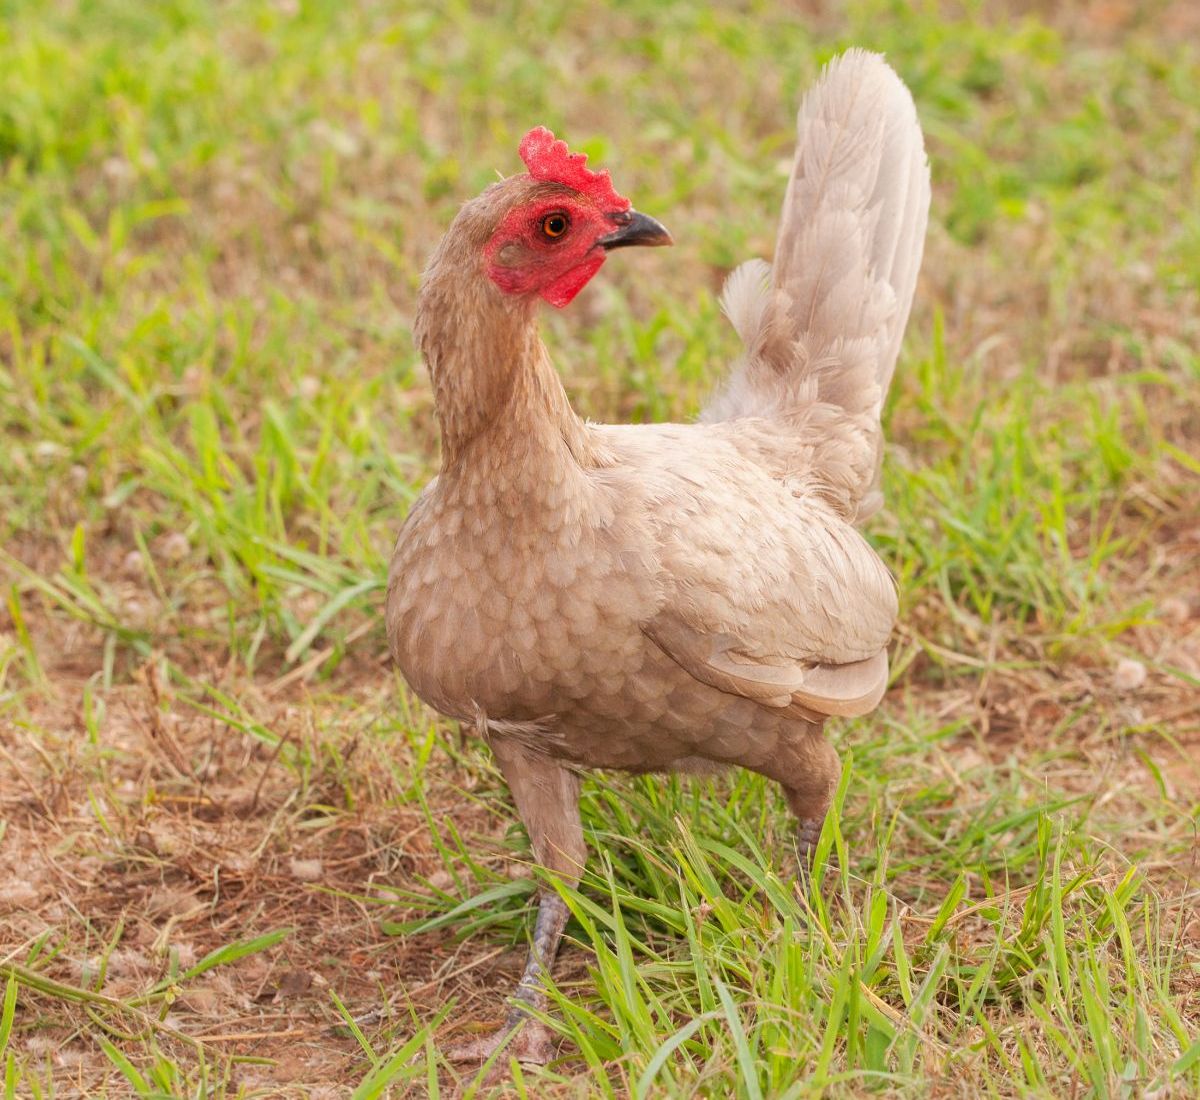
(485, 127, 634, 308)
(484, 196, 617, 309)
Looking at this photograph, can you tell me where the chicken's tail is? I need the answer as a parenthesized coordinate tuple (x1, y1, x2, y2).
(705, 50, 930, 513)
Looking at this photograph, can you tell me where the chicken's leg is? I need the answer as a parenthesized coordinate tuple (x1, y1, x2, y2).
(446, 739, 585, 1065)
(750, 731, 841, 875)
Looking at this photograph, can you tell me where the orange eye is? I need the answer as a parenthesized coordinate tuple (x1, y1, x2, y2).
(540, 212, 570, 238)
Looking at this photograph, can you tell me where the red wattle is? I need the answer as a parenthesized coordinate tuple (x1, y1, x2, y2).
(539, 252, 606, 308)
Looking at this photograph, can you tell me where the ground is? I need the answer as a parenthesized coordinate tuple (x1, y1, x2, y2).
(1, 0, 1198, 1096)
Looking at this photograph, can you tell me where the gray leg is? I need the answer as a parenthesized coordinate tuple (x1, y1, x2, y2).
(745, 730, 841, 876)
(446, 740, 584, 1065)
(794, 811, 826, 871)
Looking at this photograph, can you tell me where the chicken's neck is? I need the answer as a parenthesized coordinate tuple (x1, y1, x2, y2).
(415, 266, 593, 479)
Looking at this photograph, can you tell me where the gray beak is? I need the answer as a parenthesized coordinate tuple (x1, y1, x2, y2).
(598, 209, 673, 250)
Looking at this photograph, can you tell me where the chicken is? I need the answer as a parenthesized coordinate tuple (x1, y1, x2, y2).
(386, 49, 930, 1063)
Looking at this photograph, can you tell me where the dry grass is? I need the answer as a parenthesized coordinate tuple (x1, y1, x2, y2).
(2, 0, 1198, 1096)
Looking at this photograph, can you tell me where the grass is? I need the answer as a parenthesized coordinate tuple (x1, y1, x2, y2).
(1, 0, 1198, 1095)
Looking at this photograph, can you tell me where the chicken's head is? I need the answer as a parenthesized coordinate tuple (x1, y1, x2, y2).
(484, 127, 671, 309)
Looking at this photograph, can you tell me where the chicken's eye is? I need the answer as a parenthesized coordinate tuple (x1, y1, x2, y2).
(540, 212, 570, 239)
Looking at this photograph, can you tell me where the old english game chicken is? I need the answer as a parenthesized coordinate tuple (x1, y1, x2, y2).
(387, 49, 931, 1062)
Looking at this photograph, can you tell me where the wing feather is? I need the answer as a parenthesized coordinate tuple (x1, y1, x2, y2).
(635, 449, 896, 719)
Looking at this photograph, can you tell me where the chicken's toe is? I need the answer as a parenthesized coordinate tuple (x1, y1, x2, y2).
(445, 1018, 557, 1066)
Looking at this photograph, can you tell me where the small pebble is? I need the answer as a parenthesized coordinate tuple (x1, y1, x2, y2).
(160, 531, 191, 562)
(177, 988, 220, 1013)
(289, 857, 324, 882)
(76, 957, 101, 984)
(1160, 596, 1191, 624)
(298, 375, 321, 400)
(1112, 658, 1147, 692)
(222, 854, 255, 876)
(2, 881, 39, 911)
(107, 948, 152, 977)
(121, 549, 147, 577)
(118, 596, 152, 626)
(102, 156, 134, 182)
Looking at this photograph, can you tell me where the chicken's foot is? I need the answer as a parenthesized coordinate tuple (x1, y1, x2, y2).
(445, 891, 568, 1065)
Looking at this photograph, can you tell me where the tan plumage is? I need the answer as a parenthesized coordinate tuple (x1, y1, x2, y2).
(386, 50, 930, 1061)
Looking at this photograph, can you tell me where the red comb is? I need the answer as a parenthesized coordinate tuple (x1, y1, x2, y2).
(518, 127, 630, 212)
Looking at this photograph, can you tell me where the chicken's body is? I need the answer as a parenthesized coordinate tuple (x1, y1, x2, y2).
(386, 50, 930, 1063)
(390, 412, 894, 770)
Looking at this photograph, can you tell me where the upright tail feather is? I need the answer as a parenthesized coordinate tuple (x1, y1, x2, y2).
(706, 49, 930, 431)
